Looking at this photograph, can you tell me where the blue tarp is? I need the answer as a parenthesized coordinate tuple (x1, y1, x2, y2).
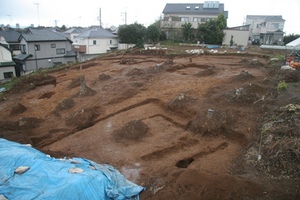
(0, 139, 145, 199)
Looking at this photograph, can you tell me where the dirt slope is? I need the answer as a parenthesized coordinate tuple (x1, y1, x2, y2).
(1, 47, 299, 199)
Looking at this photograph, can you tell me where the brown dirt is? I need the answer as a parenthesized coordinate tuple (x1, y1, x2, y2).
(1, 47, 300, 199)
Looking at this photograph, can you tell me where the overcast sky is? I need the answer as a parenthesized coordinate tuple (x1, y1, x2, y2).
(0, 0, 299, 34)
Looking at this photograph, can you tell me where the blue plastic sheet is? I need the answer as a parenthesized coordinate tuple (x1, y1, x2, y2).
(0, 139, 145, 199)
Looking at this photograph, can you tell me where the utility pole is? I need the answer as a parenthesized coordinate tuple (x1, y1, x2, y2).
(121, 11, 127, 25)
(99, 8, 101, 27)
(34, 3, 40, 26)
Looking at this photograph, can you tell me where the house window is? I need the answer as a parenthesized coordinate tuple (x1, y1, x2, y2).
(56, 48, 65, 54)
(4, 72, 13, 79)
(93, 40, 96, 45)
(110, 40, 112, 44)
(181, 17, 189, 22)
(20, 44, 26, 54)
(271, 23, 279, 29)
(51, 44, 56, 48)
(193, 17, 201, 22)
(34, 44, 40, 51)
(201, 18, 206, 22)
(10, 44, 20, 50)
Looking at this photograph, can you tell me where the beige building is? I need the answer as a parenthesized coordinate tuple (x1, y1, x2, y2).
(223, 25, 250, 47)
(161, 1, 228, 39)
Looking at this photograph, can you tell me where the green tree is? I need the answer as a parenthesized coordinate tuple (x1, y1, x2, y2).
(146, 25, 160, 44)
(197, 13, 227, 45)
(182, 23, 193, 42)
(284, 34, 300, 45)
(60, 25, 67, 32)
(118, 23, 146, 46)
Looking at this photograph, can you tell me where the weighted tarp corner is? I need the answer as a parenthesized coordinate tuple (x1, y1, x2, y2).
(0, 138, 145, 199)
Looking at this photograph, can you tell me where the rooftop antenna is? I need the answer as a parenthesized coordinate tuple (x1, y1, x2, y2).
(34, 3, 40, 26)
(97, 8, 102, 27)
(121, 11, 127, 25)
(54, 20, 59, 27)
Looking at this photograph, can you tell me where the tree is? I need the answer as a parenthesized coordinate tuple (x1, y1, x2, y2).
(182, 23, 193, 42)
(146, 25, 160, 44)
(197, 13, 227, 45)
(118, 23, 146, 46)
(284, 34, 300, 45)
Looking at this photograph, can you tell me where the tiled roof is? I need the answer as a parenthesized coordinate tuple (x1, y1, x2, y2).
(77, 26, 118, 38)
(22, 28, 69, 42)
(246, 15, 285, 22)
(0, 30, 21, 43)
(162, 3, 226, 15)
(13, 54, 32, 61)
(64, 28, 87, 34)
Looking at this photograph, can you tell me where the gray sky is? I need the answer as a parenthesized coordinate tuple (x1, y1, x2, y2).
(0, 0, 299, 34)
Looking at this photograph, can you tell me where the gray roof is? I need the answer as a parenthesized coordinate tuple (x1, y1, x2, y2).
(77, 26, 118, 39)
(0, 30, 21, 43)
(162, 3, 227, 17)
(64, 28, 87, 34)
(13, 54, 32, 61)
(246, 15, 285, 22)
(22, 28, 69, 42)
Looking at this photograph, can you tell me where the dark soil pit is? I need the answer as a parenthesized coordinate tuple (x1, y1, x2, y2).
(10, 103, 27, 115)
(38, 91, 55, 99)
(195, 67, 216, 77)
(18, 117, 43, 129)
(65, 106, 100, 129)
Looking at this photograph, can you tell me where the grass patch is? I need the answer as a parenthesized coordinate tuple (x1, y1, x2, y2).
(277, 80, 287, 91)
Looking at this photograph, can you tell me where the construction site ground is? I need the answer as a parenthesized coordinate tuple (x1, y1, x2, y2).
(1, 46, 299, 199)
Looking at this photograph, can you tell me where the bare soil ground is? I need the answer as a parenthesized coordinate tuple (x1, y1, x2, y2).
(1, 46, 300, 199)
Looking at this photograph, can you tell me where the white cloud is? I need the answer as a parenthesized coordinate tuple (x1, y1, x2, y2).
(0, 0, 299, 34)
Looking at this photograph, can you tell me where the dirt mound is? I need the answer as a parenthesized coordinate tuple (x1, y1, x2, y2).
(0, 132, 32, 145)
(10, 103, 27, 115)
(247, 59, 266, 67)
(113, 119, 150, 144)
(126, 68, 145, 76)
(226, 83, 267, 104)
(65, 106, 100, 129)
(52, 98, 75, 116)
(186, 109, 233, 136)
(230, 70, 255, 82)
(276, 69, 300, 83)
(247, 104, 300, 178)
(9, 74, 56, 93)
(168, 94, 198, 118)
(67, 76, 81, 89)
(98, 73, 111, 81)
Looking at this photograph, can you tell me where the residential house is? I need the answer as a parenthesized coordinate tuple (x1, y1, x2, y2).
(223, 25, 250, 47)
(0, 43, 16, 81)
(246, 15, 285, 45)
(13, 28, 76, 74)
(161, 1, 228, 39)
(63, 28, 87, 43)
(73, 26, 118, 61)
(0, 30, 21, 55)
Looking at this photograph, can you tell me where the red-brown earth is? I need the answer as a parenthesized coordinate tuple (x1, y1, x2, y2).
(1, 46, 299, 199)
